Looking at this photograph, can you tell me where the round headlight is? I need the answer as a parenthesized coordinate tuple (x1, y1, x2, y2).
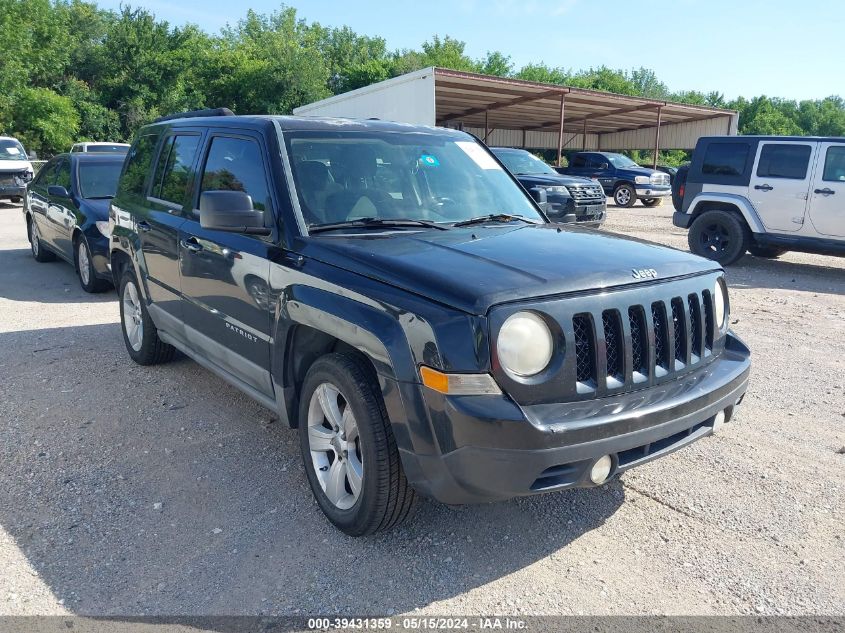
(714, 279, 727, 329)
(497, 311, 554, 377)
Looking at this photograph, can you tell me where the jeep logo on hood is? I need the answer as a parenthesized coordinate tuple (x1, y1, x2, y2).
(632, 268, 658, 279)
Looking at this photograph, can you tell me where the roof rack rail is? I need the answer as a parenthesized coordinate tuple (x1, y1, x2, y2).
(154, 107, 235, 123)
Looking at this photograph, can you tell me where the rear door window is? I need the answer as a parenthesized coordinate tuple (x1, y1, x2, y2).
(151, 134, 201, 207)
(570, 155, 587, 168)
(702, 143, 750, 177)
(54, 160, 72, 191)
(756, 143, 812, 179)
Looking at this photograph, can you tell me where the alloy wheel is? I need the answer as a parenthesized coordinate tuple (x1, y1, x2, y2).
(615, 188, 631, 206)
(700, 222, 731, 254)
(122, 280, 144, 351)
(306, 382, 364, 510)
(78, 242, 90, 286)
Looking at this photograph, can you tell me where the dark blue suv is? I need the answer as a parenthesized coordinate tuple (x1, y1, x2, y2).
(109, 110, 750, 536)
(560, 151, 672, 208)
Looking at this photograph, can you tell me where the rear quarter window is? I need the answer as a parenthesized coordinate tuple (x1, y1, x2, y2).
(702, 143, 749, 177)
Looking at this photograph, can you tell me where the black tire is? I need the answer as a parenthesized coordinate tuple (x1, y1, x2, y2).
(118, 268, 176, 365)
(75, 237, 111, 293)
(298, 352, 416, 536)
(11, 196, 22, 204)
(641, 198, 661, 207)
(28, 216, 56, 262)
(748, 244, 787, 259)
(613, 183, 636, 208)
(688, 210, 748, 266)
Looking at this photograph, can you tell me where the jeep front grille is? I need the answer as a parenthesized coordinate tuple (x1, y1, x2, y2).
(492, 274, 725, 405)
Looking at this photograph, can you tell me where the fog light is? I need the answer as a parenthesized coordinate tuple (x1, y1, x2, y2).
(589, 455, 613, 485)
(712, 409, 726, 433)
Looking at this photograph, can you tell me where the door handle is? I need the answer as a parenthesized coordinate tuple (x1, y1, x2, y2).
(180, 237, 203, 253)
(814, 188, 835, 195)
(754, 184, 773, 191)
(137, 220, 152, 232)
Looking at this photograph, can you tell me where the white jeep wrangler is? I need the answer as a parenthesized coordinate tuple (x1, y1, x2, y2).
(673, 136, 845, 265)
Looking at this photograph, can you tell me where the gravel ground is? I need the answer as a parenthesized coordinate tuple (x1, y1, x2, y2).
(0, 199, 843, 617)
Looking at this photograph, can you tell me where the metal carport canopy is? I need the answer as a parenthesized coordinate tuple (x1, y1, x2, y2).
(292, 67, 739, 164)
(432, 68, 738, 164)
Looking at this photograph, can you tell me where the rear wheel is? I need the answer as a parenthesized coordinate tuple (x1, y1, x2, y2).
(298, 353, 416, 536)
(613, 184, 636, 208)
(11, 196, 22, 204)
(119, 269, 176, 365)
(641, 198, 661, 207)
(748, 244, 787, 259)
(29, 217, 55, 262)
(76, 238, 110, 293)
(688, 210, 748, 265)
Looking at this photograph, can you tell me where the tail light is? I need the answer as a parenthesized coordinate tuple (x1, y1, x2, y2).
(679, 183, 685, 198)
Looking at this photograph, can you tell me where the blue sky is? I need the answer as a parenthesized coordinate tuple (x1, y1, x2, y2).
(96, 0, 843, 101)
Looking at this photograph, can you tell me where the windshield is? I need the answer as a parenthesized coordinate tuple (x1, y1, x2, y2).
(79, 162, 124, 198)
(0, 139, 27, 161)
(494, 150, 557, 175)
(285, 130, 544, 230)
(606, 153, 639, 168)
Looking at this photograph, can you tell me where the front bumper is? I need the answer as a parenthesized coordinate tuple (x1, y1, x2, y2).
(635, 186, 671, 198)
(0, 184, 25, 198)
(400, 332, 750, 505)
(546, 197, 606, 225)
(86, 231, 113, 279)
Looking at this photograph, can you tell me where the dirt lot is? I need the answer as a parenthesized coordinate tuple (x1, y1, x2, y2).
(0, 199, 843, 617)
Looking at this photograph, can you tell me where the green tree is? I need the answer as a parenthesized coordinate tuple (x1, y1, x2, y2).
(12, 87, 80, 155)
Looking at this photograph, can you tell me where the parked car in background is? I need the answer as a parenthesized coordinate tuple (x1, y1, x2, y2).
(71, 142, 130, 154)
(490, 148, 606, 226)
(673, 135, 845, 264)
(0, 136, 35, 203)
(655, 165, 679, 185)
(24, 152, 125, 291)
(558, 151, 671, 208)
(108, 110, 750, 536)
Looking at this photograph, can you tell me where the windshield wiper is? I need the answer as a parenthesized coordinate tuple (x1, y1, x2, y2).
(309, 217, 448, 234)
(452, 214, 540, 228)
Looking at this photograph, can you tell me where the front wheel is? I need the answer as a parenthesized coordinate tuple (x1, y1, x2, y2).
(76, 238, 110, 293)
(641, 198, 661, 207)
(298, 353, 416, 536)
(688, 210, 748, 265)
(613, 184, 636, 208)
(11, 196, 22, 204)
(119, 269, 176, 365)
(29, 217, 55, 262)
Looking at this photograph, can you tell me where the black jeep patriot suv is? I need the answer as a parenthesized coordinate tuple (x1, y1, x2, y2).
(109, 110, 751, 536)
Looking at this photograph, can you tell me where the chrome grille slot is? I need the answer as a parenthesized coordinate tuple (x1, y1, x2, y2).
(602, 310, 623, 385)
(573, 314, 596, 391)
(652, 301, 669, 375)
(628, 306, 648, 381)
(671, 297, 687, 368)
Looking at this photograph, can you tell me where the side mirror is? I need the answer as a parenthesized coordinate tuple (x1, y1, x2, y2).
(598, 163, 609, 170)
(27, 151, 37, 160)
(529, 187, 548, 213)
(199, 190, 270, 235)
(48, 185, 70, 198)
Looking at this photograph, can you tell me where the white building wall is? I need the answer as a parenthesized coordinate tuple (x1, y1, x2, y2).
(463, 127, 601, 150)
(293, 68, 436, 125)
(598, 115, 738, 150)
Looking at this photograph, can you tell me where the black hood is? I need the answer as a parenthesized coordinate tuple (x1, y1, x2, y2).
(301, 224, 719, 314)
(514, 173, 595, 188)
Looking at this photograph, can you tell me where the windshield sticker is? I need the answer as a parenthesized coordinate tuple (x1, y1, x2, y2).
(456, 141, 501, 170)
(419, 154, 439, 167)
